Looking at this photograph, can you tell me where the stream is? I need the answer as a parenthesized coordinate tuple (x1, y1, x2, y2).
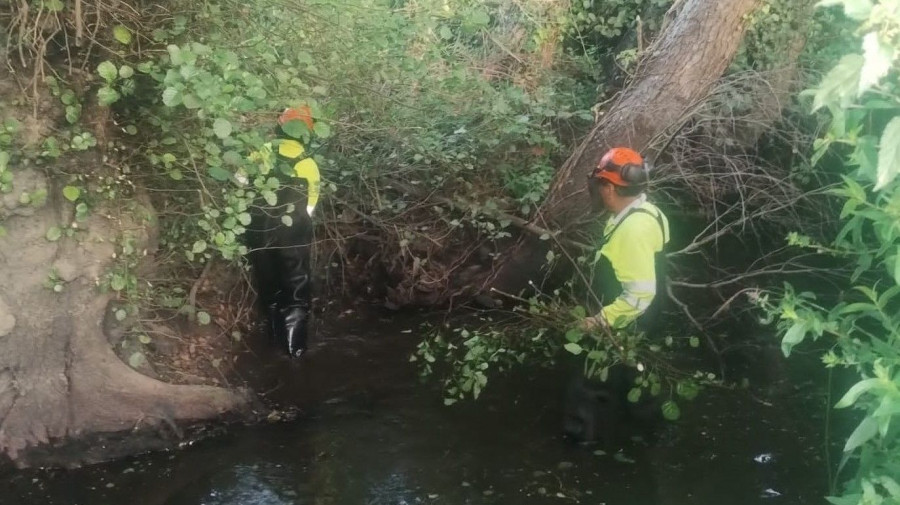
(0, 308, 831, 505)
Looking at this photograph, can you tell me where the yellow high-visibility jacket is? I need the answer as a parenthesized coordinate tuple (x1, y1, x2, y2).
(277, 139, 321, 216)
(595, 195, 670, 328)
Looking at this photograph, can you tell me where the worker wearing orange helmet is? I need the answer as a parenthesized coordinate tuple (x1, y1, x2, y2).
(583, 147, 670, 332)
(245, 106, 321, 358)
(563, 147, 671, 443)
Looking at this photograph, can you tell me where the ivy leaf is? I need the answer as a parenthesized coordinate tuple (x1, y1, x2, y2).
(97, 61, 118, 82)
(875, 117, 900, 191)
(62, 185, 81, 201)
(812, 55, 864, 111)
(197, 311, 211, 325)
(162, 87, 182, 107)
(860, 33, 894, 94)
(661, 400, 681, 421)
(844, 416, 878, 452)
(113, 25, 133, 44)
(45, 226, 62, 242)
(213, 118, 232, 139)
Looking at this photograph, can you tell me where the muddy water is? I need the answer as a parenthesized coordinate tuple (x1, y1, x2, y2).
(0, 309, 830, 505)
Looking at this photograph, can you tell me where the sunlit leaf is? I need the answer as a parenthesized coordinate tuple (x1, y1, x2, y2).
(860, 33, 894, 94)
(563, 342, 583, 355)
(844, 416, 878, 452)
(113, 25, 133, 45)
(812, 55, 864, 111)
(875, 117, 900, 191)
(62, 186, 81, 202)
(97, 61, 118, 82)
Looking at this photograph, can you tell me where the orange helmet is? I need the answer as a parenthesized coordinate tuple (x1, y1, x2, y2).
(278, 105, 314, 130)
(589, 147, 647, 187)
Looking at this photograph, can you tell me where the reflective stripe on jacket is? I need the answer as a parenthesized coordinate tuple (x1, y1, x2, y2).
(596, 199, 670, 328)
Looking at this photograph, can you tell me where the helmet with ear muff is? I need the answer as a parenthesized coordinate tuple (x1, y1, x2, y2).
(589, 147, 648, 187)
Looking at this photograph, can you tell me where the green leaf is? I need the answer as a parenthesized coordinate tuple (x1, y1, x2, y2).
(182, 93, 201, 109)
(781, 321, 808, 357)
(812, 55, 864, 111)
(263, 190, 277, 206)
(835, 378, 881, 408)
(97, 61, 118, 82)
(97, 86, 120, 106)
(110, 275, 127, 291)
(138, 334, 152, 345)
(439, 25, 454, 40)
(844, 416, 878, 452)
(689, 336, 700, 348)
(0, 226, 6, 238)
(875, 117, 900, 191)
(238, 212, 252, 226)
(128, 351, 146, 368)
(197, 311, 211, 325)
(860, 33, 894, 94)
(113, 25, 133, 44)
(661, 400, 681, 421)
(191, 240, 207, 254)
(118, 65, 134, 79)
(125, 125, 137, 135)
(65, 105, 80, 124)
(62, 185, 81, 202)
(208, 166, 232, 182)
(563, 342, 583, 355)
(676, 381, 699, 400)
(281, 215, 293, 227)
(313, 122, 332, 139)
(281, 119, 308, 139)
(627, 388, 642, 403)
(167, 44, 183, 65)
(44, 0, 64, 12)
(894, 251, 900, 286)
(162, 87, 182, 107)
(213, 118, 232, 139)
(45, 226, 62, 242)
(564, 328, 583, 343)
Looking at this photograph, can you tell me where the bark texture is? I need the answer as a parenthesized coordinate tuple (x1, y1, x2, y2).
(0, 168, 251, 468)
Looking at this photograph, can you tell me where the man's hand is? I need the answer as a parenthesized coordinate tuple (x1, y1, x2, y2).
(580, 315, 608, 332)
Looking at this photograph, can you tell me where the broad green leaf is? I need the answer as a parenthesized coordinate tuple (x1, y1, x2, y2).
(213, 118, 232, 139)
(110, 275, 126, 291)
(564, 328, 583, 343)
(844, 416, 878, 452)
(281, 119, 308, 139)
(182, 93, 201, 109)
(689, 336, 700, 348)
(835, 378, 881, 408)
(563, 342, 583, 355)
(197, 311, 211, 325)
(113, 25, 133, 44)
(125, 125, 137, 135)
(238, 212, 252, 226)
(874, 117, 900, 191)
(812, 55, 864, 111)
(162, 87, 182, 107)
(97, 61, 118, 82)
(661, 400, 681, 421)
(860, 33, 894, 94)
(263, 190, 277, 206)
(44, 0, 64, 11)
(781, 321, 808, 357)
(45, 226, 62, 242)
(208, 166, 231, 181)
(167, 44, 183, 65)
(281, 215, 293, 227)
(191, 240, 207, 254)
(676, 381, 699, 400)
(627, 388, 642, 403)
(313, 122, 332, 139)
(118, 65, 134, 79)
(62, 185, 80, 201)
(138, 334, 152, 344)
(128, 352, 146, 369)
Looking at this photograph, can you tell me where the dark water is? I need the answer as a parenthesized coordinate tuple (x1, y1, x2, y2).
(0, 310, 830, 505)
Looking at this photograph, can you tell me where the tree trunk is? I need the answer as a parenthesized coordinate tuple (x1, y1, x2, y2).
(0, 168, 252, 468)
(491, 0, 761, 291)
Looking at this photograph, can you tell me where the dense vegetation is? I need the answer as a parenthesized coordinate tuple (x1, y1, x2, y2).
(1, 0, 899, 501)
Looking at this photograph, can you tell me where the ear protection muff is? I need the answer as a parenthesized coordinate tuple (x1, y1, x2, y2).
(619, 162, 650, 186)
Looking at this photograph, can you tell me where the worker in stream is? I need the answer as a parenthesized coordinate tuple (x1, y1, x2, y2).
(563, 147, 671, 443)
(245, 106, 321, 358)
